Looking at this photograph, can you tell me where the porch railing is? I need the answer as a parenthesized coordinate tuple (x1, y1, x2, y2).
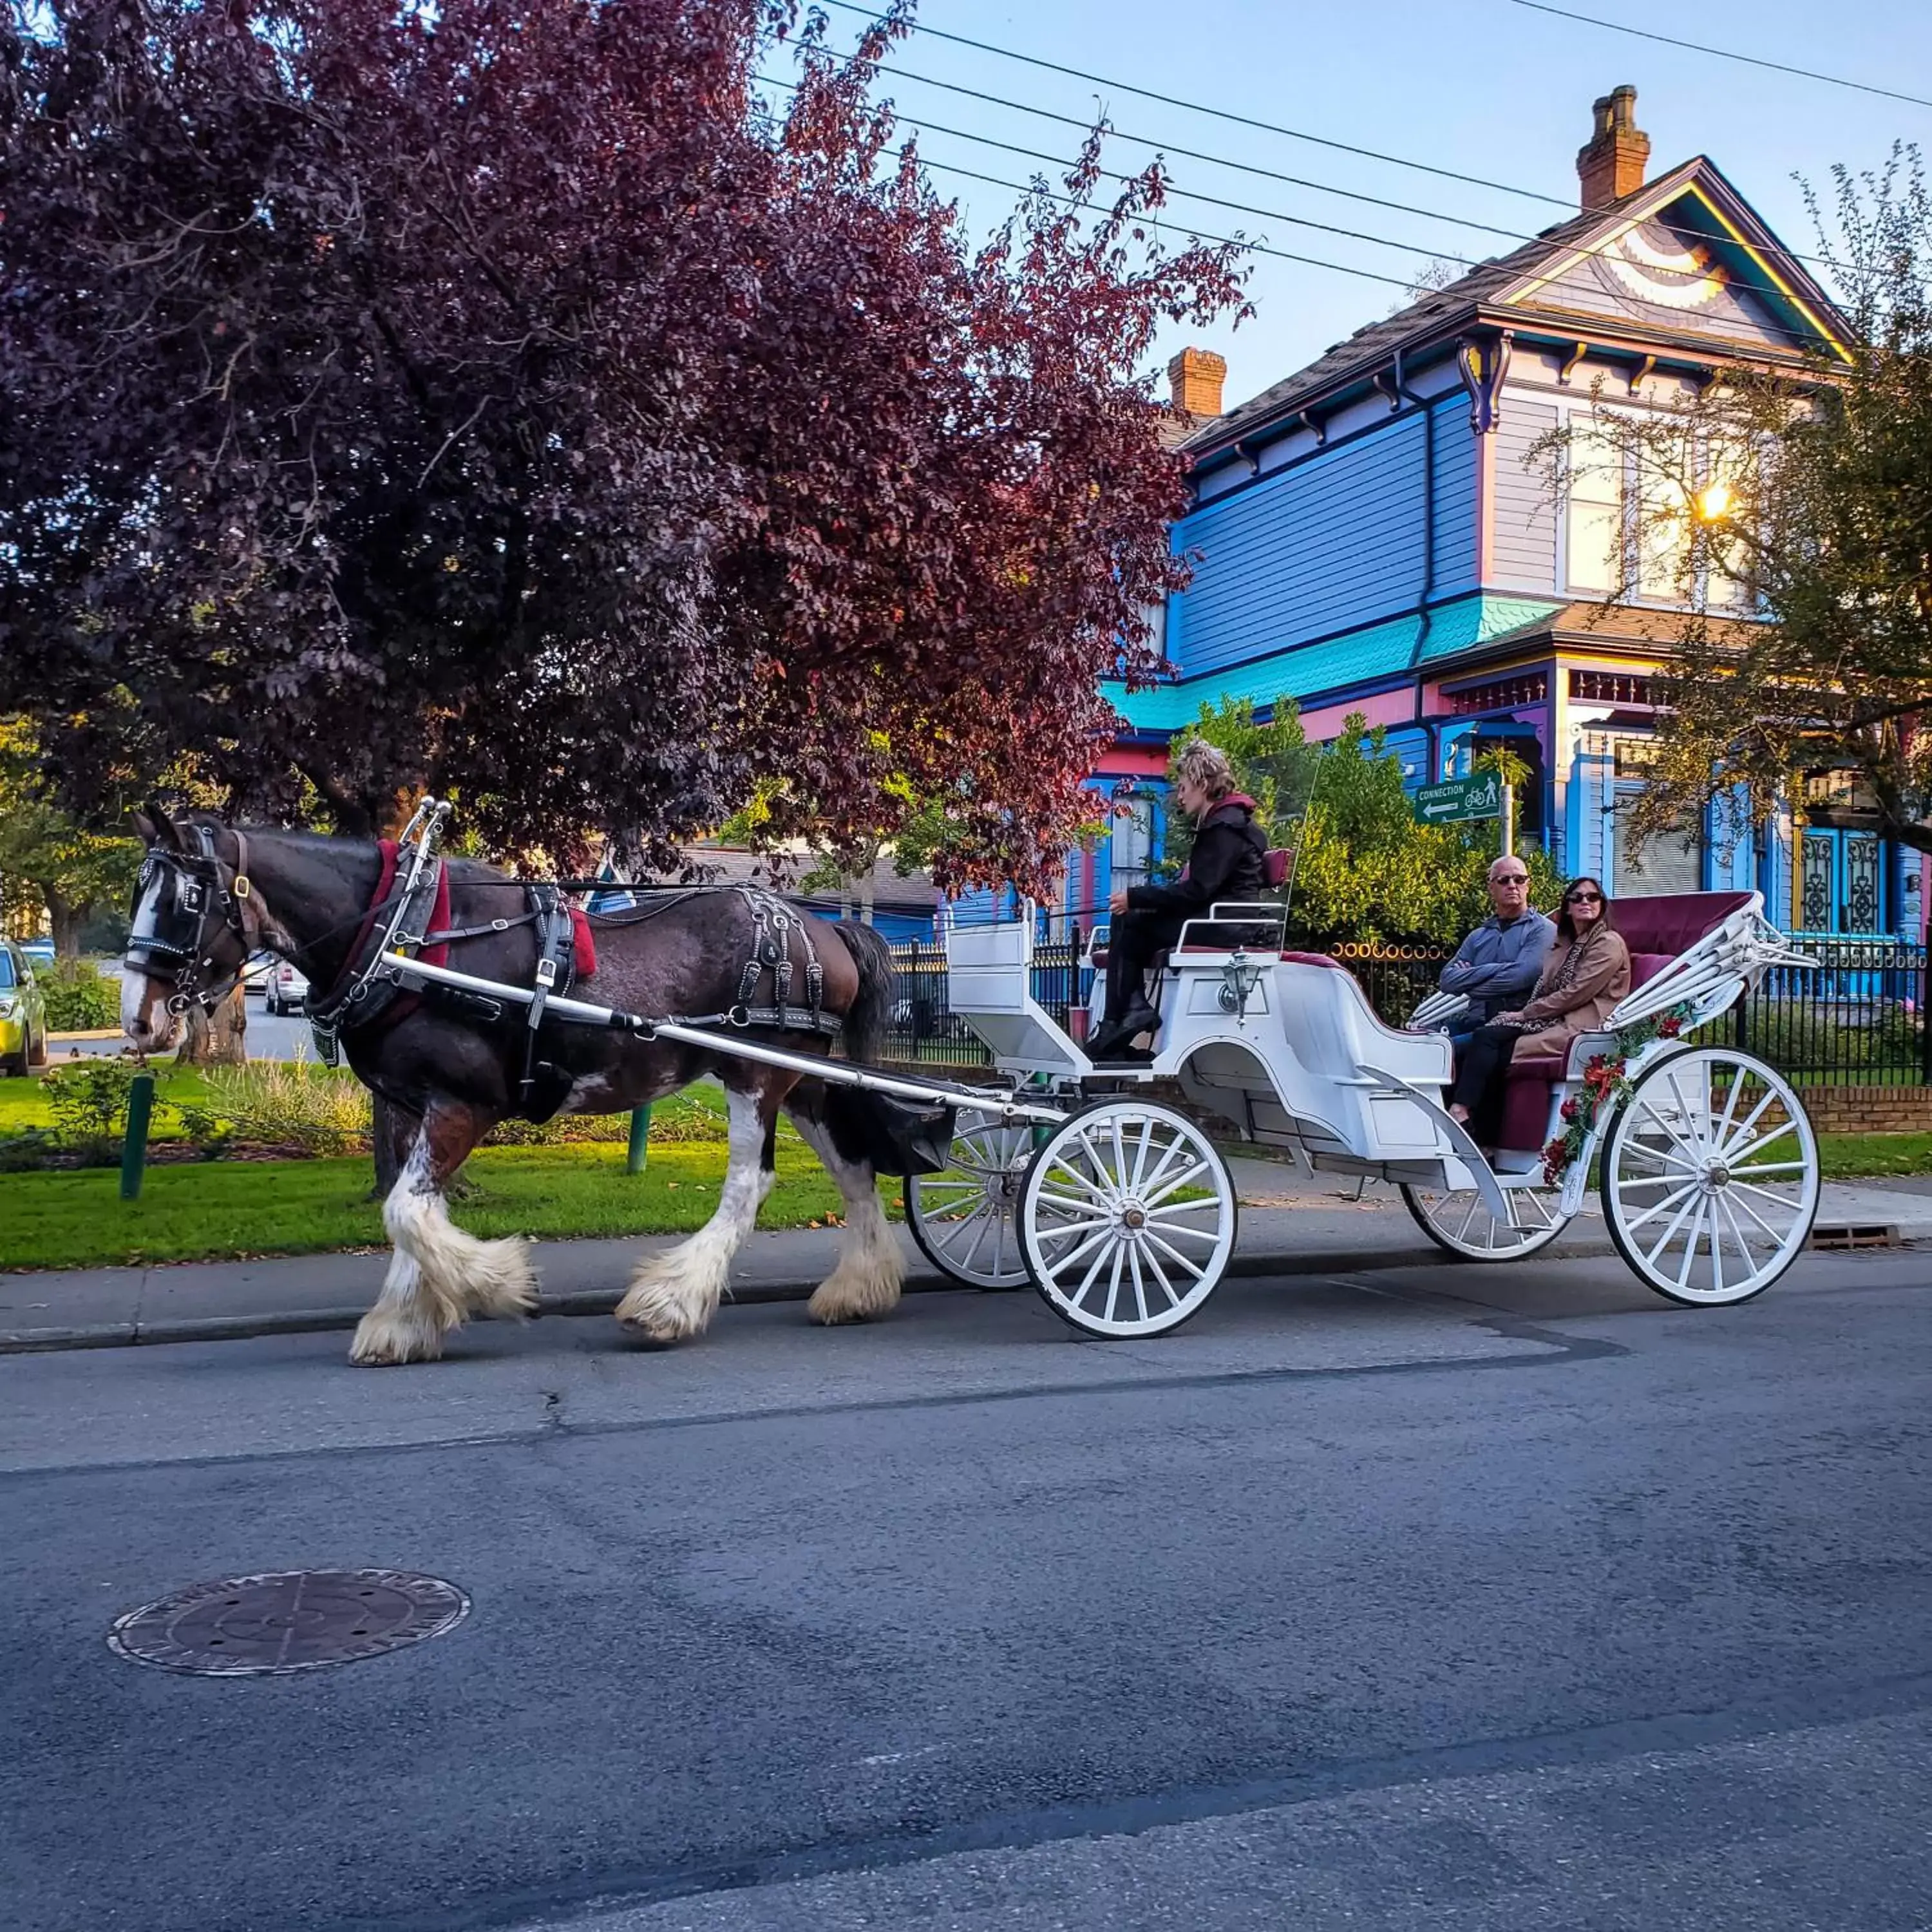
(880, 933, 1932, 1087)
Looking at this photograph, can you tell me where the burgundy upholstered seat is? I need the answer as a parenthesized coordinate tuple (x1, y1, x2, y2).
(1487, 892, 1754, 1150)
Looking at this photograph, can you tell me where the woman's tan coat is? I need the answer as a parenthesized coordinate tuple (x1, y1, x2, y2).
(1500, 922, 1632, 1059)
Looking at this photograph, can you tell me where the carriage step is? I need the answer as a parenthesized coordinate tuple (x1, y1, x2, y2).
(1808, 1224, 1901, 1251)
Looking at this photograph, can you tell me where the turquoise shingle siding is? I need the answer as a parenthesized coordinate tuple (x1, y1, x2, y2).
(1170, 403, 1473, 678)
(1104, 592, 1565, 730)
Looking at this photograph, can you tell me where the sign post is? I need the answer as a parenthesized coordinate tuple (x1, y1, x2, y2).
(1501, 782, 1514, 857)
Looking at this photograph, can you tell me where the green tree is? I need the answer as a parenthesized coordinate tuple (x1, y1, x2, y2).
(0, 718, 140, 958)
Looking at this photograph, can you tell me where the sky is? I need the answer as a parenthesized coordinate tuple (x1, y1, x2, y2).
(790, 0, 1932, 412)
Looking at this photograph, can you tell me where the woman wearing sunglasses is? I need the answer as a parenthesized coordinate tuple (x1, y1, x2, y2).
(1446, 875, 1631, 1150)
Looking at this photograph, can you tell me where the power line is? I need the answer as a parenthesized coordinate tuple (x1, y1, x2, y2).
(768, 68, 1841, 351)
(812, 6, 1856, 288)
(818, 0, 1574, 209)
(760, 73, 1467, 263)
(905, 153, 1422, 290)
(866, 58, 1539, 246)
(1509, 1, 1932, 111)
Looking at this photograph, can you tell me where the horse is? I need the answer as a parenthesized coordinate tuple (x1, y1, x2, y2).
(122, 804, 917, 1366)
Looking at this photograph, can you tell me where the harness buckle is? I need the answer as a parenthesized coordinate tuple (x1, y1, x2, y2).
(536, 958, 557, 989)
(232, 875, 251, 900)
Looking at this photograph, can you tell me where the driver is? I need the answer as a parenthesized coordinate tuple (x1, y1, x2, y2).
(1089, 740, 1267, 1062)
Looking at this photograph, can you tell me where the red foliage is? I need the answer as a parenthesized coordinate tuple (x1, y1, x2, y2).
(0, 0, 1246, 886)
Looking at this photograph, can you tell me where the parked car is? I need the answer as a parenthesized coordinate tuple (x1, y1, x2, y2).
(19, 937, 55, 969)
(263, 958, 310, 1016)
(0, 940, 50, 1075)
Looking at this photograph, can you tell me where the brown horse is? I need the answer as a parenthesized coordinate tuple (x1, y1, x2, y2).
(124, 806, 908, 1365)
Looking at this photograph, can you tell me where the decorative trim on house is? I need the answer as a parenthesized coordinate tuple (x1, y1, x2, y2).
(1558, 341, 1590, 385)
(1446, 671, 1550, 715)
(1628, 353, 1658, 395)
(1457, 330, 1513, 433)
(1569, 668, 1658, 707)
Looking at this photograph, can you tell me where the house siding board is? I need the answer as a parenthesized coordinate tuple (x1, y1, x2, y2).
(1430, 415, 1479, 598)
(1490, 399, 1559, 591)
(1172, 413, 1430, 677)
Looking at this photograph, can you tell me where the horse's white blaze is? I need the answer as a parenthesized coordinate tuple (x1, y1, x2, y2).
(351, 1137, 536, 1365)
(616, 1088, 767, 1342)
(788, 1113, 904, 1327)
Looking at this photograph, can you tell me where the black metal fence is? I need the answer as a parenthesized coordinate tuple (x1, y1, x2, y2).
(1734, 938, 1930, 1086)
(880, 931, 1932, 1087)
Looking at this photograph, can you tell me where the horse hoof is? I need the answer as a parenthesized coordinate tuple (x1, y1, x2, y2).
(348, 1314, 445, 1366)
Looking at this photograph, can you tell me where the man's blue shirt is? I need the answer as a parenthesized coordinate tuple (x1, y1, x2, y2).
(1438, 909, 1555, 1020)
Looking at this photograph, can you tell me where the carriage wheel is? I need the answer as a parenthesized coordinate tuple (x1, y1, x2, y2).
(1018, 1099, 1237, 1338)
(1600, 1047, 1819, 1307)
(1399, 1177, 1571, 1260)
(906, 1107, 1039, 1291)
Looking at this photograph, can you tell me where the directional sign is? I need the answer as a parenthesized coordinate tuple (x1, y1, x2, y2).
(1412, 772, 1503, 825)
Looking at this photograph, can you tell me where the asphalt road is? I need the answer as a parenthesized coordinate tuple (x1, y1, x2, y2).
(3, 1249, 1930, 1932)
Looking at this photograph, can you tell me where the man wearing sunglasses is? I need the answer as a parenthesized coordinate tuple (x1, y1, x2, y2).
(1435, 857, 1554, 1036)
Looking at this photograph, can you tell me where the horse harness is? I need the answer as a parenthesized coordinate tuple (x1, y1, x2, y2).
(125, 825, 261, 1012)
(131, 820, 846, 1121)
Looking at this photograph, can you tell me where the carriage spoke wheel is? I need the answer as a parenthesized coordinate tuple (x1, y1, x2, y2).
(906, 1107, 1039, 1291)
(1601, 1047, 1819, 1307)
(1400, 1176, 1571, 1260)
(1019, 1100, 1236, 1338)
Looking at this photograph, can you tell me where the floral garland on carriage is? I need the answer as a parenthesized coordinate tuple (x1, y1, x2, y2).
(1541, 1001, 1700, 1186)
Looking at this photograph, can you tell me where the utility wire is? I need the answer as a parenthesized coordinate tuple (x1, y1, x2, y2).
(863, 58, 1540, 245)
(806, 15, 1859, 286)
(905, 153, 1421, 289)
(761, 73, 1464, 261)
(818, 0, 1575, 208)
(1509, 1, 1932, 111)
(768, 70, 1842, 352)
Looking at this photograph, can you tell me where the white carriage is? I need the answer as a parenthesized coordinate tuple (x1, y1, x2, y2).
(906, 888, 1823, 1338)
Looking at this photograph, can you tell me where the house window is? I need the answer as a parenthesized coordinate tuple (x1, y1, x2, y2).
(1566, 417, 1624, 595)
(1613, 799, 1703, 898)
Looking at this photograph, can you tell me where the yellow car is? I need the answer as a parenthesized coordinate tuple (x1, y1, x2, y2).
(0, 940, 50, 1076)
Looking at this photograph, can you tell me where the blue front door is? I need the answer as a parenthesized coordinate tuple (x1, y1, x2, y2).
(1799, 828, 1885, 936)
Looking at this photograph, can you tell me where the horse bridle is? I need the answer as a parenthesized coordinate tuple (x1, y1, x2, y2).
(124, 826, 258, 1014)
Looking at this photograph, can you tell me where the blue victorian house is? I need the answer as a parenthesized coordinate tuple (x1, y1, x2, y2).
(1066, 88, 1911, 945)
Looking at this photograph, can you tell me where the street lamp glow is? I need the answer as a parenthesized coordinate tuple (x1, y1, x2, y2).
(1695, 480, 1736, 523)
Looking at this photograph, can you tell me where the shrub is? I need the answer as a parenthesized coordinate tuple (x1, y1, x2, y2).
(38, 1059, 138, 1159)
(34, 961, 122, 1032)
(202, 1055, 372, 1154)
(482, 1092, 726, 1147)
(167, 1098, 239, 1160)
(0, 1127, 60, 1171)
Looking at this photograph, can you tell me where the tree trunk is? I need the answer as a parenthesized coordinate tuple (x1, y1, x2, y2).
(175, 985, 249, 1065)
(44, 889, 82, 961)
(370, 1094, 417, 1198)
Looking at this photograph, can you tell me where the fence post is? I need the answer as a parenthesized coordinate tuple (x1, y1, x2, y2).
(626, 1104, 652, 1174)
(1923, 947, 1932, 1088)
(120, 1072, 155, 1202)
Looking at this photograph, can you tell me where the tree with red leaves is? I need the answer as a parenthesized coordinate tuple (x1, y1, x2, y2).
(0, 0, 1245, 892)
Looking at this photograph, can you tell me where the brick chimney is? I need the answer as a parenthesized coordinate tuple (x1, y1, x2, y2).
(1577, 85, 1650, 211)
(1168, 346, 1227, 419)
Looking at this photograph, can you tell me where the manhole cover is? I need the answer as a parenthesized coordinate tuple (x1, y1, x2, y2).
(108, 1569, 469, 1677)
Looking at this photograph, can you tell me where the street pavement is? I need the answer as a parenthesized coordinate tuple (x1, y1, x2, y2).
(2, 1242, 1929, 1931)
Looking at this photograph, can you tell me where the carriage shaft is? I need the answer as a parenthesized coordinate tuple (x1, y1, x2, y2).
(382, 952, 1067, 1124)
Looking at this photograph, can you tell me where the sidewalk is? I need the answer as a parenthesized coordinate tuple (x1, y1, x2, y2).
(2, 1157, 1927, 1354)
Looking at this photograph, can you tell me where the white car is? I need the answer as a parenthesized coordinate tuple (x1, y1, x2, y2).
(263, 958, 310, 1016)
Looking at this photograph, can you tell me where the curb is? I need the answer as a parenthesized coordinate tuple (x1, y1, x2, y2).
(0, 1231, 1627, 1355)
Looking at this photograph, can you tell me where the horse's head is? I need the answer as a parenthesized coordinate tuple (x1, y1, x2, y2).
(124, 802, 258, 1053)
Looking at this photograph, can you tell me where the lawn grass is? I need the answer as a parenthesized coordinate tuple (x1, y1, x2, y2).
(1816, 1133, 1932, 1180)
(0, 1139, 900, 1271)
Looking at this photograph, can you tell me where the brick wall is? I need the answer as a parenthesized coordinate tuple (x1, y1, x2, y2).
(1795, 1085, 1932, 1135)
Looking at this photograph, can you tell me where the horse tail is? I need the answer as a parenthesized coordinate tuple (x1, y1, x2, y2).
(829, 918, 897, 1064)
